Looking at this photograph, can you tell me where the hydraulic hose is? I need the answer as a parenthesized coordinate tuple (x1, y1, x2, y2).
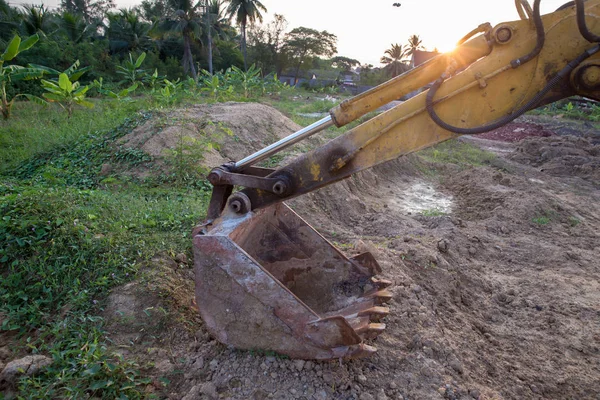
(574, 0, 600, 42)
(425, 0, 600, 135)
(511, 0, 546, 68)
(556, 1, 575, 12)
(426, 45, 600, 135)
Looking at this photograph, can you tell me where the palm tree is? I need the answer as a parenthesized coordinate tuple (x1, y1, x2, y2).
(20, 4, 54, 37)
(201, 0, 229, 74)
(380, 43, 409, 78)
(0, 0, 21, 42)
(406, 34, 423, 57)
(158, 0, 203, 78)
(57, 11, 91, 43)
(107, 8, 154, 54)
(226, 0, 266, 71)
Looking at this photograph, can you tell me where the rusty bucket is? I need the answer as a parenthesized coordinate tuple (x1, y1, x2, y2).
(193, 201, 391, 360)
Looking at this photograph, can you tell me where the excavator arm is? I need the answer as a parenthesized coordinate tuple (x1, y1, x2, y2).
(193, 0, 600, 360)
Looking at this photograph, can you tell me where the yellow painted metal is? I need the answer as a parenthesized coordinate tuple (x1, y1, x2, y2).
(238, 1, 600, 209)
(329, 36, 492, 127)
(321, 2, 600, 179)
(571, 59, 600, 99)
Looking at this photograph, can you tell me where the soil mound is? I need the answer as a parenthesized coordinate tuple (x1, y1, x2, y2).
(117, 102, 302, 175)
(479, 122, 554, 142)
(509, 135, 600, 185)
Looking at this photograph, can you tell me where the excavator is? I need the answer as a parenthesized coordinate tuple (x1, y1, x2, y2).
(193, 0, 600, 360)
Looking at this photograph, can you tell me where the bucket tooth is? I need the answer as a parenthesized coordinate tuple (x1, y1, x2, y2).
(371, 277, 393, 289)
(324, 299, 375, 319)
(356, 323, 387, 339)
(358, 306, 390, 321)
(194, 203, 393, 360)
(365, 289, 393, 304)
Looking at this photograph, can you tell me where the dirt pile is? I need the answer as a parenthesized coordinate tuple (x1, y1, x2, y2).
(102, 104, 599, 400)
(478, 122, 554, 142)
(117, 102, 302, 175)
(509, 135, 600, 186)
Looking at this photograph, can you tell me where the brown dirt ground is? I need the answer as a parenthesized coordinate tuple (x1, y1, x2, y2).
(99, 104, 599, 400)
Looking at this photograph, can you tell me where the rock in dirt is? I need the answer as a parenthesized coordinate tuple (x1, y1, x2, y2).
(182, 382, 218, 400)
(201, 382, 218, 398)
(190, 357, 204, 371)
(293, 359, 305, 371)
(437, 239, 450, 253)
(175, 253, 188, 264)
(154, 359, 173, 375)
(0, 355, 52, 386)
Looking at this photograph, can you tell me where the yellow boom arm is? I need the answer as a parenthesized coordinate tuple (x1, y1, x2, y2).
(206, 0, 600, 215)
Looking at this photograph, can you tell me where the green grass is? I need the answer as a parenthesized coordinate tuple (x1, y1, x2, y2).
(569, 217, 581, 227)
(532, 216, 551, 225)
(0, 97, 154, 172)
(295, 99, 339, 114)
(420, 208, 447, 217)
(530, 99, 600, 121)
(418, 139, 496, 168)
(0, 98, 211, 398)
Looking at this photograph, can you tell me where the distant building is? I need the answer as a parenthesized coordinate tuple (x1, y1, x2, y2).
(410, 50, 441, 68)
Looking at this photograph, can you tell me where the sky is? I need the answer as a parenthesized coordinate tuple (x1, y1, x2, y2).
(10, 0, 570, 66)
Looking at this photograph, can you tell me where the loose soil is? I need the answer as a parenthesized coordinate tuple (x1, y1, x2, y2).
(95, 104, 600, 399)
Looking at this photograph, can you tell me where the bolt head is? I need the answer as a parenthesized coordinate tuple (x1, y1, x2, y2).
(272, 180, 287, 196)
(582, 65, 600, 87)
(496, 27, 512, 43)
(230, 200, 242, 212)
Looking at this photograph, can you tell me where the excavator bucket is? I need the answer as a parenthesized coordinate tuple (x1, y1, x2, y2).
(193, 202, 392, 360)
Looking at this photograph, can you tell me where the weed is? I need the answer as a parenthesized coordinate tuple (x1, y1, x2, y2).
(0, 100, 214, 397)
(295, 99, 339, 114)
(162, 119, 232, 184)
(569, 217, 581, 227)
(532, 99, 600, 121)
(259, 153, 285, 168)
(420, 208, 447, 217)
(6, 112, 153, 188)
(532, 216, 551, 225)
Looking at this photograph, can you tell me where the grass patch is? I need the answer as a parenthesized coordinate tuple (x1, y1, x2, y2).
(420, 208, 447, 217)
(0, 101, 211, 398)
(0, 97, 153, 173)
(295, 99, 339, 114)
(530, 99, 600, 122)
(532, 215, 551, 225)
(569, 216, 581, 227)
(418, 139, 496, 168)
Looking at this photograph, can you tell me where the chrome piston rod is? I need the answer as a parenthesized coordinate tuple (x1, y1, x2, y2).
(234, 115, 334, 170)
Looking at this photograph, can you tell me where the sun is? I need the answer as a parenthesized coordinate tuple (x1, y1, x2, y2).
(431, 37, 460, 54)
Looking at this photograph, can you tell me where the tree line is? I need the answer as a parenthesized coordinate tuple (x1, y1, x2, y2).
(0, 0, 348, 85)
(1, 0, 434, 98)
